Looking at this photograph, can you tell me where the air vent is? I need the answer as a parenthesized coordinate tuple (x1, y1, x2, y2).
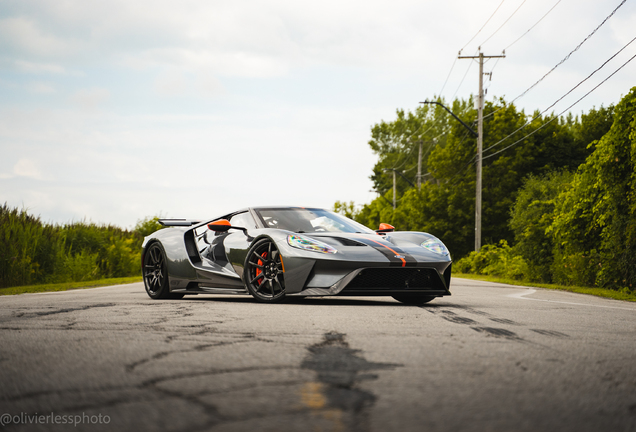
(184, 230, 201, 264)
(329, 237, 367, 246)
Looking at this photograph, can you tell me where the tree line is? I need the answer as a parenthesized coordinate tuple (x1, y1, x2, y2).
(336, 87, 635, 291)
(0, 204, 162, 288)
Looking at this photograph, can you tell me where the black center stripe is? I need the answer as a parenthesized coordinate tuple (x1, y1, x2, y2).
(357, 237, 418, 267)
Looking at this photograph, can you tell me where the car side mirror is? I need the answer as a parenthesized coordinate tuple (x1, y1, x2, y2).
(208, 219, 232, 232)
(207, 219, 254, 241)
(375, 223, 394, 233)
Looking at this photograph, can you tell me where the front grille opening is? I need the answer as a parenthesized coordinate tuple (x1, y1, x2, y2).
(344, 268, 445, 291)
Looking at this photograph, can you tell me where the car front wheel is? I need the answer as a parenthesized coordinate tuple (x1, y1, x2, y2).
(244, 238, 286, 303)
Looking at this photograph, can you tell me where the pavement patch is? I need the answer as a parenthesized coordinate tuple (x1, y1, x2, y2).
(301, 332, 401, 431)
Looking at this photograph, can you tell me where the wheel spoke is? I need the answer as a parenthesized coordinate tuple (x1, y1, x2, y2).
(268, 242, 272, 257)
(250, 273, 263, 284)
(257, 277, 268, 290)
(269, 279, 275, 296)
(248, 261, 264, 269)
(253, 251, 266, 262)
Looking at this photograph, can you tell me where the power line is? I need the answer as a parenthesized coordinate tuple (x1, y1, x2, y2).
(452, 55, 476, 99)
(504, 0, 563, 51)
(390, 119, 445, 170)
(483, 0, 627, 121)
(460, 0, 507, 52)
(510, 0, 625, 100)
(392, 139, 420, 170)
(394, 127, 450, 170)
(483, 35, 636, 155)
(388, 99, 462, 171)
(485, 0, 564, 88)
(440, 0, 507, 100)
(438, 55, 458, 97)
(480, 0, 527, 47)
(482, 51, 636, 161)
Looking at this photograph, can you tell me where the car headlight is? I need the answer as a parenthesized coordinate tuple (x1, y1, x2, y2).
(421, 238, 450, 257)
(287, 234, 337, 254)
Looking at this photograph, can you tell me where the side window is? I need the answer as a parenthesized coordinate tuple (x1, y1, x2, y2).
(229, 212, 257, 229)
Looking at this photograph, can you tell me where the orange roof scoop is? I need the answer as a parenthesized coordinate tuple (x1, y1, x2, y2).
(376, 223, 395, 233)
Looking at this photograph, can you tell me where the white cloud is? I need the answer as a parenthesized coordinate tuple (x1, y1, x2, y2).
(0, 17, 80, 58)
(153, 69, 188, 96)
(13, 60, 67, 74)
(195, 72, 225, 97)
(13, 158, 43, 179)
(70, 88, 110, 111)
(27, 81, 56, 94)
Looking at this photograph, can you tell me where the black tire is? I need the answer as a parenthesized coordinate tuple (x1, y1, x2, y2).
(392, 294, 435, 305)
(244, 238, 286, 303)
(143, 242, 183, 300)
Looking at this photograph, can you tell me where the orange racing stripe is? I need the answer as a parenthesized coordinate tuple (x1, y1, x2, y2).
(365, 238, 406, 267)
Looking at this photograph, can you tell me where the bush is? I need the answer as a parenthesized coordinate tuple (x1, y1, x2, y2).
(134, 216, 164, 238)
(550, 250, 600, 287)
(455, 240, 528, 280)
(60, 251, 101, 283)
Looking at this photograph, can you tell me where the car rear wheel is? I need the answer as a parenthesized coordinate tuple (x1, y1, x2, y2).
(143, 242, 183, 300)
(392, 294, 435, 305)
(244, 239, 286, 303)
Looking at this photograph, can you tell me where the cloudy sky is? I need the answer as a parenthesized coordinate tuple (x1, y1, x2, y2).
(1, 0, 634, 228)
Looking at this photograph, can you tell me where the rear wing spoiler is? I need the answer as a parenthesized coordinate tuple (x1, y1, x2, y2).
(158, 219, 202, 227)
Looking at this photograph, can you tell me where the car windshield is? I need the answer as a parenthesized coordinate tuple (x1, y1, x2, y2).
(254, 208, 374, 234)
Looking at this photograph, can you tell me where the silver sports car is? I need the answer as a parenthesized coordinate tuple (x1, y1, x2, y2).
(142, 207, 452, 304)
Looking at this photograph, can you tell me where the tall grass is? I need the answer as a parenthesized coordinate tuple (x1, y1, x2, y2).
(0, 204, 158, 288)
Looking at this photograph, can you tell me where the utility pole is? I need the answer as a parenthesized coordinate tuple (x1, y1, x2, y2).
(383, 167, 416, 209)
(458, 48, 505, 252)
(416, 140, 437, 190)
(417, 140, 422, 191)
(392, 169, 396, 209)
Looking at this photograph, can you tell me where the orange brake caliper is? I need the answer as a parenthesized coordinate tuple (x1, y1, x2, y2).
(255, 252, 268, 284)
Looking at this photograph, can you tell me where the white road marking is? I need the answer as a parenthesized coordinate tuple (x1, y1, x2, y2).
(508, 289, 636, 311)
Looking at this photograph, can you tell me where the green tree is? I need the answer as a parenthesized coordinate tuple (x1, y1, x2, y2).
(550, 88, 636, 289)
(351, 95, 615, 262)
(368, 97, 458, 197)
(509, 170, 573, 282)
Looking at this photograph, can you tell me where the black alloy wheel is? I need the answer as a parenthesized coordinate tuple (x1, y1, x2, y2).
(392, 294, 435, 305)
(143, 242, 183, 299)
(244, 239, 286, 302)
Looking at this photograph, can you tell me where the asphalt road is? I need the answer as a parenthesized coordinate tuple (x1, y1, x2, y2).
(0, 278, 635, 432)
